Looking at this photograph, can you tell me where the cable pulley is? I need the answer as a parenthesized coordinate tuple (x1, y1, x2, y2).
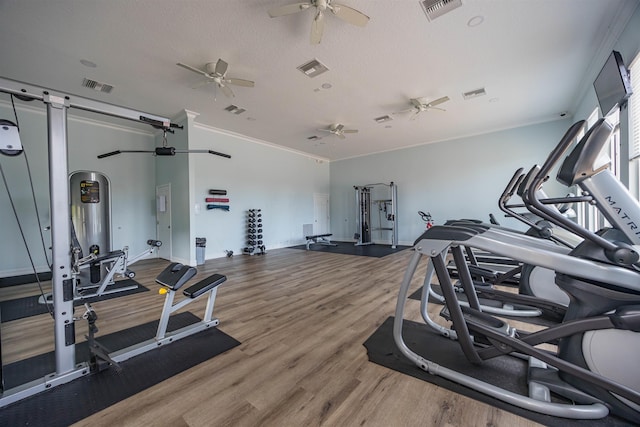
(0, 119, 23, 156)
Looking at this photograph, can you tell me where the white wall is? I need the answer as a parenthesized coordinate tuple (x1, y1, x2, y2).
(189, 122, 330, 260)
(1, 101, 331, 277)
(329, 119, 574, 245)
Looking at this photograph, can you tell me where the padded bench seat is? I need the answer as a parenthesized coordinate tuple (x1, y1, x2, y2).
(183, 274, 227, 298)
(305, 233, 337, 250)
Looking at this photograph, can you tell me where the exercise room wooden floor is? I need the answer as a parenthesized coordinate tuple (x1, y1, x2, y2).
(1, 248, 541, 426)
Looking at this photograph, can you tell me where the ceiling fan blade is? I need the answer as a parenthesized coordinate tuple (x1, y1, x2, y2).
(268, 2, 312, 18)
(220, 84, 235, 98)
(428, 106, 447, 112)
(329, 3, 370, 27)
(177, 62, 209, 77)
(337, 133, 346, 140)
(343, 129, 358, 134)
(215, 59, 229, 77)
(225, 77, 255, 88)
(310, 10, 325, 44)
(409, 111, 422, 121)
(317, 128, 333, 133)
(334, 124, 344, 132)
(428, 96, 450, 107)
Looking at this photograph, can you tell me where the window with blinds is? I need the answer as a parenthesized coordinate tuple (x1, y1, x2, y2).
(630, 54, 640, 160)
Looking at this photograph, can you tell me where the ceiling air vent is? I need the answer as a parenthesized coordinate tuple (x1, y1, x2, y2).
(81, 78, 113, 93)
(463, 87, 486, 100)
(297, 59, 329, 78)
(307, 135, 322, 141)
(374, 115, 392, 123)
(420, 0, 462, 22)
(224, 105, 246, 115)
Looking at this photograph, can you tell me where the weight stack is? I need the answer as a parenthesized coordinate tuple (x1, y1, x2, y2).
(243, 209, 265, 255)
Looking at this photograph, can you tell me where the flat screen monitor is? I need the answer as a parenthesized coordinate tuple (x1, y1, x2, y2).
(593, 50, 632, 117)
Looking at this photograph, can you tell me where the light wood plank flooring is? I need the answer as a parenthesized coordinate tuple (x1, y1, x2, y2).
(1, 248, 541, 426)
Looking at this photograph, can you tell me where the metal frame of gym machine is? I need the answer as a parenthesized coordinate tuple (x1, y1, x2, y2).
(0, 76, 176, 408)
(354, 182, 398, 248)
(393, 119, 640, 420)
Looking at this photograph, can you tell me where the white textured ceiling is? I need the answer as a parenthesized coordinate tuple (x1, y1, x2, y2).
(0, 0, 637, 161)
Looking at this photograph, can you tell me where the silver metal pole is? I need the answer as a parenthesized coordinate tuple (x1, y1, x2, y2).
(0, 77, 174, 406)
(45, 94, 76, 374)
(390, 182, 398, 248)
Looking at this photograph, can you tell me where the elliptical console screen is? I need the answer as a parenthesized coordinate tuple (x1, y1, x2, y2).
(593, 50, 633, 117)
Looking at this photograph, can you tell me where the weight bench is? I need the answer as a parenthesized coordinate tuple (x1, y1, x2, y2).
(108, 262, 228, 364)
(305, 233, 337, 250)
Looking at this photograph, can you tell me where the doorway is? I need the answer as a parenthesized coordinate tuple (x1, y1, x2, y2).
(156, 184, 172, 260)
(313, 193, 330, 235)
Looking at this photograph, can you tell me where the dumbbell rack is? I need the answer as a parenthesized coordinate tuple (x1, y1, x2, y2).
(243, 209, 265, 255)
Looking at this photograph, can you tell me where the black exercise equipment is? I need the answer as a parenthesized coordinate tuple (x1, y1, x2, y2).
(97, 126, 231, 159)
(394, 119, 640, 422)
(244, 209, 265, 255)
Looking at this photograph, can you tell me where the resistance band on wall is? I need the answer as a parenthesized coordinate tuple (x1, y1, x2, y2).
(206, 189, 230, 211)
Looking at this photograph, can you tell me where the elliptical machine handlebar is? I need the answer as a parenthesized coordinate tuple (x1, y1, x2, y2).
(500, 166, 587, 248)
(523, 121, 638, 266)
(499, 167, 547, 233)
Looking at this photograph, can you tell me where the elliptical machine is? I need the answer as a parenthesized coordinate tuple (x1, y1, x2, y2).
(393, 118, 640, 422)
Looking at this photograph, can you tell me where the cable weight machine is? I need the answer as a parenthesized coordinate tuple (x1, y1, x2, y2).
(353, 182, 398, 248)
(0, 77, 181, 408)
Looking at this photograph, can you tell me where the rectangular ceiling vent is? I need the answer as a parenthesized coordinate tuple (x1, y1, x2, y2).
(82, 78, 113, 93)
(374, 115, 392, 123)
(463, 87, 486, 100)
(224, 105, 246, 115)
(307, 135, 321, 141)
(297, 59, 329, 78)
(420, 0, 462, 22)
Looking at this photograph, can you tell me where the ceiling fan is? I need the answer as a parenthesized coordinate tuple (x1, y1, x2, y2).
(394, 96, 450, 120)
(318, 123, 358, 139)
(176, 59, 254, 99)
(97, 127, 231, 159)
(268, 0, 369, 44)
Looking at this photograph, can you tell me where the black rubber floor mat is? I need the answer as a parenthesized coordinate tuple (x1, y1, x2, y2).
(290, 241, 410, 257)
(0, 271, 53, 288)
(0, 311, 240, 426)
(0, 279, 148, 322)
(363, 316, 634, 427)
